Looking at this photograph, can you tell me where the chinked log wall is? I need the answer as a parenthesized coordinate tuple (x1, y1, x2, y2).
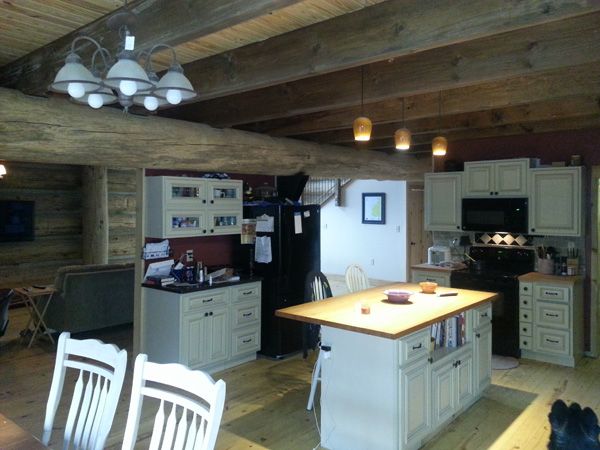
(0, 162, 136, 288)
(0, 88, 430, 181)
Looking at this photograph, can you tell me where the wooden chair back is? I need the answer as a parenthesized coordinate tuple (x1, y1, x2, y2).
(121, 354, 226, 450)
(344, 264, 370, 293)
(43, 331, 127, 450)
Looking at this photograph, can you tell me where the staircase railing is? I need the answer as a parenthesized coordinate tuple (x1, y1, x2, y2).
(302, 178, 351, 206)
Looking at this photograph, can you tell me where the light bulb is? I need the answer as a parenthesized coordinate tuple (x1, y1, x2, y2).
(67, 82, 85, 99)
(144, 96, 159, 111)
(119, 80, 137, 96)
(166, 89, 182, 105)
(87, 93, 104, 109)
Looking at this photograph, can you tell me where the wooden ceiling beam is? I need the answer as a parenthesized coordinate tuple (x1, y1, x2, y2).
(0, 0, 302, 95)
(167, 13, 600, 127)
(0, 88, 429, 181)
(300, 96, 600, 144)
(241, 63, 600, 136)
(167, 0, 600, 104)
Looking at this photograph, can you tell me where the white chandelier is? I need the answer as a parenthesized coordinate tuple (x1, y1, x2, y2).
(49, 10, 196, 113)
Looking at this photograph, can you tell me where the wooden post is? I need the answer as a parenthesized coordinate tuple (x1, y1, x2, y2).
(81, 166, 109, 265)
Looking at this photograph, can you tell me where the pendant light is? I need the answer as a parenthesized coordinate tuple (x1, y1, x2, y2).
(432, 91, 447, 156)
(353, 67, 372, 142)
(394, 98, 411, 150)
(0, 163, 6, 179)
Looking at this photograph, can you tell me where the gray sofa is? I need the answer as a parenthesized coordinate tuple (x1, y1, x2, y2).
(44, 263, 134, 334)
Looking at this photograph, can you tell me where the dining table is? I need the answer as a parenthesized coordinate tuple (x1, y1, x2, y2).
(0, 413, 48, 449)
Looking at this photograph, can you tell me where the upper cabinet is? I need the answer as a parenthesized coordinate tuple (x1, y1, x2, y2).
(529, 167, 582, 236)
(146, 176, 243, 238)
(463, 159, 529, 197)
(425, 172, 462, 232)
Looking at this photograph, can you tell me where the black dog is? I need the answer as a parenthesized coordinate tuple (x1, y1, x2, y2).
(548, 400, 600, 449)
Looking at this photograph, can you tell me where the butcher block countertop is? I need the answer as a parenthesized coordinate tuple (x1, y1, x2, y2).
(276, 283, 499, 339)
(518, 272, 583, 285)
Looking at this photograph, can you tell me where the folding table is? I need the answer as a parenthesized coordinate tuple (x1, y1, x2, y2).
(13, 286, 56, 348)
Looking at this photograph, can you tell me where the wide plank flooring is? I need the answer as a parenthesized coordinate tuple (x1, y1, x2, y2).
(1, 306, 599, 449)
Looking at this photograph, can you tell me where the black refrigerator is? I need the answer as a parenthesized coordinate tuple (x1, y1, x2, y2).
(241, 204, 320, 358)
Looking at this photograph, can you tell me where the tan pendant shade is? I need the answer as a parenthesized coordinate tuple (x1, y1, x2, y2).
(0, 164, 6, 178)
(353, 116, 372, 141)
(394, 128, 411, 150)
(432, 136, 447, 156)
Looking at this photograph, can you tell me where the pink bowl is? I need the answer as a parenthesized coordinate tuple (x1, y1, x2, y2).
(383, 289, 412, 303)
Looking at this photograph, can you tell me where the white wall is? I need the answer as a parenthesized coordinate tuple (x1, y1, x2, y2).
(321, 180, 408, 282)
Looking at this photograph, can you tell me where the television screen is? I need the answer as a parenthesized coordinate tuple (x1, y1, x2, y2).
(0, 201, 35, 242)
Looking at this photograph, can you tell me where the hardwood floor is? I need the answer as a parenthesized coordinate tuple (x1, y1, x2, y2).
(1, 306, 599, 449)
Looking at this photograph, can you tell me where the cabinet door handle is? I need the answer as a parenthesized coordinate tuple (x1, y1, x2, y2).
(545, 313, 559, 317)
(494, 191, 499, 195)
(522, 340, 528, 346)
(523, 287, 529, 291)
(210, 229, 214, 233)
(242, 312, 253, 317)
(456, 226, 460, 229)
(489, 191, 493, 196)
(531, 228, 536, 232)
(481, 312, 489, 318)
(522, 327, 527, 332)
(428, 357, 433, 364)
(523, 314, 528, 319)
(242, 338, 252, 344)
(210, 200, 214, 204)
(458, 359, 461, 366)
(523, 300, 528, 305)
(546, 338, 559, 344)
(209, 311, 213, 316)
(412, 343, 422, 350)
(202, 199, 207, 204)
(203, 298, 213, 303)
(476, 333, 481, 338)
(204, 312, 208, 317)
(203, 229, 207, 234)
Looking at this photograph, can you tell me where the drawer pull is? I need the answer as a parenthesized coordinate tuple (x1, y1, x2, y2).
(476, 333, 481, 338)
(546, 338, 559, 344)
(412, 343, 422, 350)
(545, 313, 559, 318)
(523, 300, 528, 305)
(202, 298, 213, 303)
(545, 291, 559, 296)
(242, 338, 252, 344)
(522, 340, 528, 345)
(523, 314, 528, 319)
(522, 327, 527, 332)
(481, 312, 489, 318)
(428, 357, 433, 364)
(242, 312, 253, 317)
(523, 287, 529, 291)
(242, 291, 253, 295)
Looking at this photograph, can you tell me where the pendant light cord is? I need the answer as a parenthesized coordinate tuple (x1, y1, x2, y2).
(401, 97, 405, 127)
(360, 66, 365, 116)
(438, 91, 442, 132)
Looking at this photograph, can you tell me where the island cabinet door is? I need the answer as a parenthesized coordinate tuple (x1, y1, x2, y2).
(473, 324, 492, 393)
(455, 351, 474, 410)
(431, 359, 456, 428)
(399, 359, 430, 448)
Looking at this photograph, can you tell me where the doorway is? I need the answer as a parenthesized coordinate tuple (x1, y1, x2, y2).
(406, 183, 432, 275)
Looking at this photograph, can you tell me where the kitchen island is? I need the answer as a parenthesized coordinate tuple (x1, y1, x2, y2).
(276, 283, 498, 450)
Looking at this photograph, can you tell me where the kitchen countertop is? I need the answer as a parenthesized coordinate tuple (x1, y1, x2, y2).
(518, 272, 583, 285)
(142, 276, 262, 293)
(411, 263, 462, 272)
(276, 283, 499, 339)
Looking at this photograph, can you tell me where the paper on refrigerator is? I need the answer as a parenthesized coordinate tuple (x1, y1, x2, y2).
(255, 214, 274, 232)
(255, 236, 272, 263)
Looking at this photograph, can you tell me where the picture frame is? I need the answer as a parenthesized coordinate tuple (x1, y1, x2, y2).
(362, 192, 386, 224)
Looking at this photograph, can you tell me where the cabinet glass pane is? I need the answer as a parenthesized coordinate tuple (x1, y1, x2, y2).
(213, 187, 237, 199)
(213, 215, 238, 227)
(171, 215, 201, 230)
(171, 185, 200, 199)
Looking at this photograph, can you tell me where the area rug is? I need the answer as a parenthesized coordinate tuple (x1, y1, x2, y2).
(492, 355, 519, 370)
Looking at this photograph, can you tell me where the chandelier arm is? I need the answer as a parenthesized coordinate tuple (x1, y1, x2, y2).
(91, 47, 112, 73)
(144, 44, 179, 70)
(70, 36, 104, 55)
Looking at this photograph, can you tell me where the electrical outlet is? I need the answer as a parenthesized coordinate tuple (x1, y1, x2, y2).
(396, 225, 402, 232)
(370, 258, 375, 266)
(186, 249, 193, 262)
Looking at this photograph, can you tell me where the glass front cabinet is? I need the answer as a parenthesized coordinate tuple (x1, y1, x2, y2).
(146, 176, 243, 238)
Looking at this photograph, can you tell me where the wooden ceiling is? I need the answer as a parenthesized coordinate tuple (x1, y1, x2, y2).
(1, 0, 599, 160)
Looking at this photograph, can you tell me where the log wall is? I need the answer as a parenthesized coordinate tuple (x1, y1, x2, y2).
(0, 162, 136, 288)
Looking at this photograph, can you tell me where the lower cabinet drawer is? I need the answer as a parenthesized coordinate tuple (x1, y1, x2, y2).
(519, 309, 532, 323)
(519, 322, 532, 337)
(534, 327, 570, 356)
(399, 329, 430, 366)
(231, 301, 260, 329)
(520, 335, 533, 350)
(184, 289, 227, 312)
(231, 327, 260, 358)
(535, 301, 569, 330)
(534, 285, 569, 303)
(231, 283, 261, 302)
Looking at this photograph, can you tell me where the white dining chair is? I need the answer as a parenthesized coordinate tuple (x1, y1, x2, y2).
(344, 264, 370, 293)
(121, 353, 226, 450)
(42, 331, 127, 450)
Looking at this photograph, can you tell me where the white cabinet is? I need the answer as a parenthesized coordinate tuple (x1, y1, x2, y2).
(399, 359, 430, 449)
(424, 172, 462, 231)
(143, 281, 261, 373)
(464, 159, 529, 197)
(473, 323, 491, 393)
(431, 346, 473, 429)
(411, 269, 450, 287)
(528, 167, 582, 236)
(519, 276, 583, 367)
(146, 176, 243, 238)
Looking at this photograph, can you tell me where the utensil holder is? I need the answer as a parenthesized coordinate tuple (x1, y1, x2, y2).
(538, 258, 554, 275)
(567, 257, 579, 276)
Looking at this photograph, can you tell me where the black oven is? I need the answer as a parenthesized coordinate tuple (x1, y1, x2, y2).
(462, 197, 528, 233)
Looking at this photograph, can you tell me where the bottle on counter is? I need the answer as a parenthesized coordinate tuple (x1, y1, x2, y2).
(196, 261, 204, 283)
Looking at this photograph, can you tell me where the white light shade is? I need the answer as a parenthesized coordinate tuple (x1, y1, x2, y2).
(50, 53, 101, 95)
(71, 73, 117, 108)
(104, 52, 153, 95)
(394, 128, 411, 150)
(353, 116, 372, 141)
(432, 136, 448, 156)
(154, 64, 196, 102)
(0, 164, 6, 177)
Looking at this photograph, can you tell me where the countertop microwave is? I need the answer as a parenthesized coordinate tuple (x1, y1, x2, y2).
(462, 197, 528, 233)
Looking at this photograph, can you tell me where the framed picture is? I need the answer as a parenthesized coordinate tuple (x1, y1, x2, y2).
(362, 192, 386, 224)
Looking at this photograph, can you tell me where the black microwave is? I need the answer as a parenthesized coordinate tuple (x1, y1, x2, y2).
(462, 198, 528, 233)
